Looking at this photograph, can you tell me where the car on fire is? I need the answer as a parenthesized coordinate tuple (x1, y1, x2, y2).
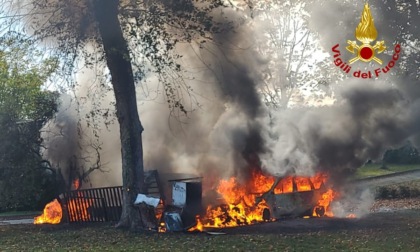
(258, 176, 328, 220)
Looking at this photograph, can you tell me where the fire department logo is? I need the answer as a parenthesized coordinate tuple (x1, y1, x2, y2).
(346, 3, 386, 64)
(331, 2, 401, 79)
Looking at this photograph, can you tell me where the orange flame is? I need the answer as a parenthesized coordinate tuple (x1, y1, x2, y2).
(191, 170, 338, 231)
(156, 200, 167, 233)
(313, 189, 336, 217)
(189, 215, 204, 232)
(34, 199, 62, 224)
(193, 171, 271, 229)
(72, 178, 80, 190)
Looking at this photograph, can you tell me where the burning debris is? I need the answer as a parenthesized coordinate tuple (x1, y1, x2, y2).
(33, 155, 352, 231)
(34, 169, 340, 232)
(34, 199, 62, 224)
(33, 166, 357, 232)
(34, 178, 124, 225)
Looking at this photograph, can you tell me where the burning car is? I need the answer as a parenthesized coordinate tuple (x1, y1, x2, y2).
(190, 170, 336, 231)
(257, 176, 329, 220)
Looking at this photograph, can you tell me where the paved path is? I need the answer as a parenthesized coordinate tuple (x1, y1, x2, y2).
(0, 218, 34, 225)
(355, 169, 420, 188)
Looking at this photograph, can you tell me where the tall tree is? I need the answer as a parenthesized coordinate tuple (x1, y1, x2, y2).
(93, 0, 144, 229)
(243, 0, 336, 109)
(0, 32, 59, 211)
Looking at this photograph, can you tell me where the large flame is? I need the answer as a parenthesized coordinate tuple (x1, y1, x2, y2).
(34, 199, 63, 224)
(355, 3, 378, 44)
(35, 178, 94, 224)
(190, 170, 337, 231)
(200, 174, 271, 228)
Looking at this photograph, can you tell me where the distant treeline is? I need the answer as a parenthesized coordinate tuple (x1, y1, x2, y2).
(383, 142, 420, 164)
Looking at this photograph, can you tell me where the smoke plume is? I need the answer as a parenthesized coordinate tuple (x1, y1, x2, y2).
(12, 0, 420, 202)
(260, 80, 412, 179)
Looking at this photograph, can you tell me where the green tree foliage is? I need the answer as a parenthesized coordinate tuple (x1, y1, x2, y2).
(0, 32, 59, 212)
(383, 142, 420, 165)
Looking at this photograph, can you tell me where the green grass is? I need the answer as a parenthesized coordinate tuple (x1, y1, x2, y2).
(1, 218, 419, 252)
(354, 164, 420, 199)
(354, 164, 420, 179)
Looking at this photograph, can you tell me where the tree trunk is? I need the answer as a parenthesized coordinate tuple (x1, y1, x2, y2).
(93, 0, 144, 230)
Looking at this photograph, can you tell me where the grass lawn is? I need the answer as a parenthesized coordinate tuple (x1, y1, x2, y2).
(1, 212, 420, 252)
(354, 164, 420, 179)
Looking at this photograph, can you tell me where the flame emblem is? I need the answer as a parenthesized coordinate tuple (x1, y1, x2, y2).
(346, 3, 386, 64)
